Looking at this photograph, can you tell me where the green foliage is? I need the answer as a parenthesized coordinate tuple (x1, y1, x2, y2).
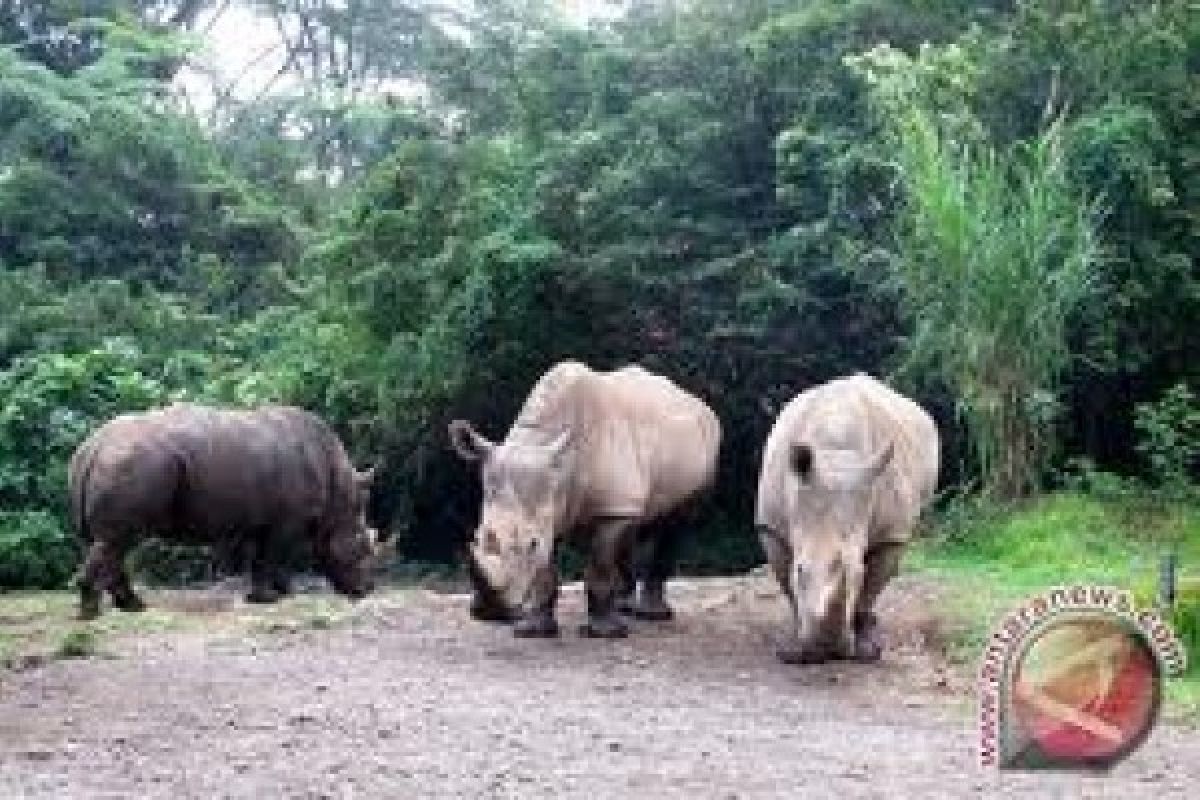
(1134, 383, 1200, 493)
(0, 21, 298, 289)
(1, 0, 1198, 583)
(852, 42, 1102, 499)
(0, 511, 74, 589)
(0, 343, 168, 515)
(55, 626, 98, 659)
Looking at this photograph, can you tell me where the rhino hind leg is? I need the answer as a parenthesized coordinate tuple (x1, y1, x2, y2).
(110, 569, 146, 612)
(614, 542, 637, 615)
(245, 528, 285, 604)
(852, 542, 905, 663)
(580, 518, 633, 639)
(77, 539, 121, 620)
(631, 519, 681, 621)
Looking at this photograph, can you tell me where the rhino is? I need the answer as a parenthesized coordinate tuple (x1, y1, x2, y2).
(449, 361, 721, 638)
(68, 403, 381, 619)
(755, 374, 939, 664)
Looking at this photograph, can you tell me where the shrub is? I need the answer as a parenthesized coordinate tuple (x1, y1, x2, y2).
(1134, 383, 1200, 495)
(0, 511, 76, 589)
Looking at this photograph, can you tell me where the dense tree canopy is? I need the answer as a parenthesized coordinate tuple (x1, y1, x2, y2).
(1, 0, 1197, 585)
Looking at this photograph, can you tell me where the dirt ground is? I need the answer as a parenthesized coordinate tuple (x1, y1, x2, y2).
(1, 571, 1197, 799)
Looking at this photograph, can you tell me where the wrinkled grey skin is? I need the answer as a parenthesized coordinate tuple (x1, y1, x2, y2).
(69, 404, 383, 619)
(755, 375, 939, 665)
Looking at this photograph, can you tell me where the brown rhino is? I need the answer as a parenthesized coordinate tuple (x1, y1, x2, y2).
(449, 361, 721, 638)
(755, 374, 939, 664)
(68, 403, 381, 619)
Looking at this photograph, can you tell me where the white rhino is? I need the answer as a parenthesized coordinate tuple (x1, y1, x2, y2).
(449, 361, 721, 638)
(755, 374, 939, 664)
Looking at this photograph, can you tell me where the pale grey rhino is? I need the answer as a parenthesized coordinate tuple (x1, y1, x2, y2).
(449, 361, 721, 639)
(755, 374, 939, 664)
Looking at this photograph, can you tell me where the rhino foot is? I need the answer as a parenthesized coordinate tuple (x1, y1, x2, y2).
(615, 593, 637, 615)
(513, 614, 560, 638)
(776, 641, 828, 665)
(470, 594, 515, 624)
(633, 604, 674, 622)
(115, 594, 147, 613)
(78, 588, 102, 621)
(580, 616, 629, 639)
(853, 611, 884, 662)
(245, 587, 283, 604)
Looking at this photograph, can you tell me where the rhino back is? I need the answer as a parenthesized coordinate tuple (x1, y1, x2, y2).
(75, 404, 353, 545)
(162, 405, 336, 537)
(574, 365, 720, 521)
(755, 374, 938, 541)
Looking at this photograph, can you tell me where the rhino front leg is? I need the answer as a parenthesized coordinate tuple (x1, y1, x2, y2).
(581, 518, 634, 639)
(513, 564, 560, 638)
(852, 542, 905, 662)
(758, 526, 805, 663)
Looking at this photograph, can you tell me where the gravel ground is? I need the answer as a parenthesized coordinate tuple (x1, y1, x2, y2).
(1, 572, 1197, 799)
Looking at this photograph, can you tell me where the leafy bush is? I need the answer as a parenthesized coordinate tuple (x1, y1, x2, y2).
(0, 511, 75, 589)
(1134, 383, 1200, 494)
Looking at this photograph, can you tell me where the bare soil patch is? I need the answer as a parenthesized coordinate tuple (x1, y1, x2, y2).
(1, 571, 1197, 798)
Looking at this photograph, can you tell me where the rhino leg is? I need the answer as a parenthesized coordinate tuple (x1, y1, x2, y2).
(614, 541, 637, 615)
(270, 566, 293, 597)
(852, 542, 904, 662)
(758, 526, 806, 662)
(513, 563, 561, 638)
(245, 528, 284, 604)
(110, 568, 146, 612)
(77, 539, 121, 620)
(580, 518, 633, 639)
(633, 521, 679, 621)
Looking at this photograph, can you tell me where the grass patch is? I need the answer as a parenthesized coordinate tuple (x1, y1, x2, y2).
(55, 627, 99, 659)
(909, 491, 1200, 721)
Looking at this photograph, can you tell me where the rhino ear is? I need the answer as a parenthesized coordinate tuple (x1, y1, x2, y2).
(790, 443, 815, 483)
(862, 440, 894, 484)
(544, 428, 572, 467)
(449, 419, 494, 463)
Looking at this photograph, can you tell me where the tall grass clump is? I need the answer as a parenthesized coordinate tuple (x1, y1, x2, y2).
(852, 43, 1103, 499)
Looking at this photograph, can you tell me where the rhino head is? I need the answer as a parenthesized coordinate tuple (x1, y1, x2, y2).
(449, 419, 572, 620)
(319, 464, 383, 599)
(783, 440, 893, 663)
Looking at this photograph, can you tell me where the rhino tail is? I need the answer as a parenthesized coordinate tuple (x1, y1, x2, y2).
(68, 441, 98, 546)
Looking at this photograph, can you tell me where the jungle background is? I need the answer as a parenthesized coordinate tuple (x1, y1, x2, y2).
(0, 0, 1197, 658)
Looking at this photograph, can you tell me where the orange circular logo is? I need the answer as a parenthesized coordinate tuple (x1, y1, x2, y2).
(1007, 612, 1161, 768)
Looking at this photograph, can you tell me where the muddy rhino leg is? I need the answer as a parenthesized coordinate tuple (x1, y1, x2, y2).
(633, 521, 679, 621)
(110, 566, 146, 613)
(614, 537, 637, 615)
(581, 518, 635, 639)
(852, 542, 904, 663)
(245, 528, 284, 604)
(513, 565, 560, 638)
(758, 526, 804, 664)
(77, 539, 121, 620)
